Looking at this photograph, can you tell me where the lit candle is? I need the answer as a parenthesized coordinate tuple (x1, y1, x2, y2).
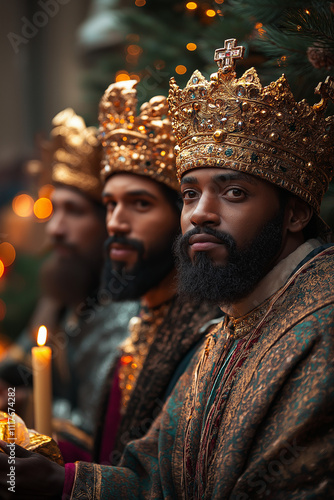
(31, 326, 52, 437)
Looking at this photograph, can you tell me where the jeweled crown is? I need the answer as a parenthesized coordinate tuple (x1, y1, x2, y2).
(49, 108, 102, 201)
(98, 80, 178, 191)
(168, 39, 334, 213)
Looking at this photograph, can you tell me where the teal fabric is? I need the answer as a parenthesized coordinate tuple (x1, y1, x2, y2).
(71, 247, 334, 499)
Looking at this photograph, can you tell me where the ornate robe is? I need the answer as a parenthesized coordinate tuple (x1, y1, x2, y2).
(67, 244, 334, 499)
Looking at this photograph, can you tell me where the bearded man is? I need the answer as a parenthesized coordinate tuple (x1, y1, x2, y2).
(84, 80, 221, 468)
(1, 42, 333, 499)
(0, 109, 137, 440)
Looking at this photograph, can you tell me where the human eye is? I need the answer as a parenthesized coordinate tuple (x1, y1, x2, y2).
(104, 200, 116, 212)
(181, 189, 198, 202)
(224, 187, 247, 201)
(134, 199, 151, 211)
(67, 205, 86, 216)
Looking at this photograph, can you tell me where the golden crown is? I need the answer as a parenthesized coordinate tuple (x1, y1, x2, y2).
(168, 39, 334, 213)
(98, 80, 178, 191)
(47, 108, 102, 201)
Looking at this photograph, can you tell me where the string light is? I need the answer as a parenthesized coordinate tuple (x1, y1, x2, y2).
(12, 194, 34, 218)
(127, 44, 142, 56)
(305, 9, 310, 14)
(130, 73, 140, 81)
(116, 71, 131, 82)
(186, 2, 197, 10)
(206, 9, 216, 17)
(33, 198, 53, 220)
(186, 43, 197, 51)
(255, 22, 265, 36)
(0, 242, 16, 267)
(175, 65, 187, 75)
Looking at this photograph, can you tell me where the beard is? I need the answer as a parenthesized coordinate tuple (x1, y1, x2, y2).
(102, 232, 178, 301)
(40, 246, 103, 307)
(174, 209, 285, 306)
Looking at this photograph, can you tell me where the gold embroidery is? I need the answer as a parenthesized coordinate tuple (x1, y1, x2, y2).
(118, 302, 171, 412)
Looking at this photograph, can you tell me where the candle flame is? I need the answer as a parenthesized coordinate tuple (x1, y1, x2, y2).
(37, 326, 47, 346)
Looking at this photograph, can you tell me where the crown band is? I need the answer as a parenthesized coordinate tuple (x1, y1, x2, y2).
(50, 109, 102, 201)
(99, 80, 178, 191)
(168, 41, 334, 213)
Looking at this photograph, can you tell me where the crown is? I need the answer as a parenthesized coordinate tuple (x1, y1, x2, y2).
(168, 38, 334, 213)
(98, 80, 178, 191)
(47, 108, 102, 201)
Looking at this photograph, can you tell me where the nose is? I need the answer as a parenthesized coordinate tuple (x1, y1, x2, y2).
(106, 204, 131, 236)
(189, 191, 220, 228)
(46, 210, 66, 239)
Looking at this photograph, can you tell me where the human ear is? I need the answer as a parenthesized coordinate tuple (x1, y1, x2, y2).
(285, 196, 313, 233)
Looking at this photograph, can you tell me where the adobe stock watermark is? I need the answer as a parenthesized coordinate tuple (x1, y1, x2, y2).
(7, 388, 16, 493)
(7, 0, 71, 55)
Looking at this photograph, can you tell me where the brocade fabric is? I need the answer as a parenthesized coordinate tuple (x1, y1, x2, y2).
(70, 247, 334, 499)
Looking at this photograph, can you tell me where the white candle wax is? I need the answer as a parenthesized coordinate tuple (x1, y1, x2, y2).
(31, 326, 52, 437)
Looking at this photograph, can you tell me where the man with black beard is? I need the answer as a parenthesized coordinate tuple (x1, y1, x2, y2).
(175, 198, 287, 305)
(88, 80, 221, 468)
(0, 109, 137, 444)
(2, 49, 333, 499)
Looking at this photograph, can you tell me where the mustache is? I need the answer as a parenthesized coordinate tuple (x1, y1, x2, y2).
(49, 238, 77, 252)
(104, 235, 145, 258)
(176, 226, 236, 259)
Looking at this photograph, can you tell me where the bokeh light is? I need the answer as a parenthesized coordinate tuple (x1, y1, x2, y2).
(38, 184, 54, 199)
(186, 43, 197, 51)
(0, 260, 4, 279)
(206, 9, 216, 17)
(175, 65, 187, 75)
(129, 73, 140, 81)
(12, 194, 34, 218)
(186, 2, 197, 9)
(127, 44, 142, 56)
(135, 0, 146, 6)
(116, 72, 131, 82)
(0, 242, 16, 267)
(33, 198, 53, 220)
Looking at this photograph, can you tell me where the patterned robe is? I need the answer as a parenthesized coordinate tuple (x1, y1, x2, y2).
(68, 246, 334, 499)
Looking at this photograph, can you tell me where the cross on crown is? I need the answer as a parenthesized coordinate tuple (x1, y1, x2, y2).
(214, 39, 245, 70)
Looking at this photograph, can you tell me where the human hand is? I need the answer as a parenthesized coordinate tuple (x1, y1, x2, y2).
(0, 439, 65, 499)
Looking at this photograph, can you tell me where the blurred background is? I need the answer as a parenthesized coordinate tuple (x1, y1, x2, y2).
(1, 0, 334, 350)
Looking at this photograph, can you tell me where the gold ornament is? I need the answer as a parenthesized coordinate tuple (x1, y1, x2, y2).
(168, 39, 334, 214)
(98, 80, 178, 191)
(34, 109, 102, 201)
(0, 411, 63, 465)
(118, 302, 171, 412)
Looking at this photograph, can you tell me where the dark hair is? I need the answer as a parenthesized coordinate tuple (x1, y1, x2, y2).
(157, 181, 182, 215)
(302, 213, 319, 240)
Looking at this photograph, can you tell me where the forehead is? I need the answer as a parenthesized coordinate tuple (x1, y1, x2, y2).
(180, 167, 259, 185)
(51, 186, 92, 206)
(103, 173, 164, 198)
